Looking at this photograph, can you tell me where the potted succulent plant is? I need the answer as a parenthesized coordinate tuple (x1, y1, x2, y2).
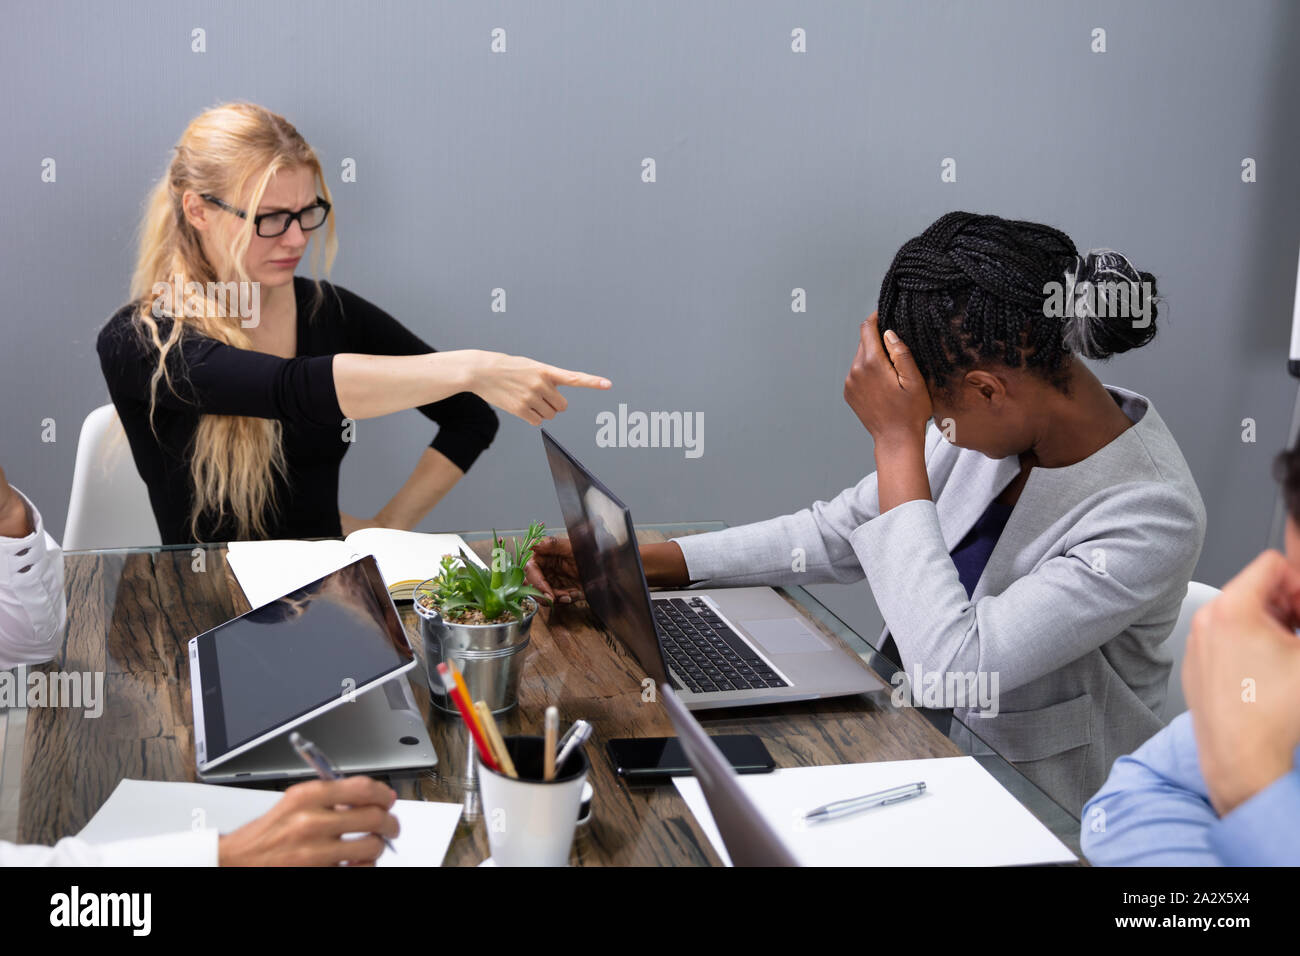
(414, 522, 547, 714)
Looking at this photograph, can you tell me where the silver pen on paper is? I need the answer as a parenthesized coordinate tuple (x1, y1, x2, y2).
(802, 781, 926, 822)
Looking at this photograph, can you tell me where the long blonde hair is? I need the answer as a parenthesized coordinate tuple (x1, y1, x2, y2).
(129, 102, 338, 540)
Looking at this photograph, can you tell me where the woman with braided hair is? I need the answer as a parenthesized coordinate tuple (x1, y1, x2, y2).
(530, 211, 1206, 815)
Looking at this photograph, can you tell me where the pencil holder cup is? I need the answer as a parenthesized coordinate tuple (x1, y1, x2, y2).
(476, 735, 589, 867)
(413, 582, 535, 715)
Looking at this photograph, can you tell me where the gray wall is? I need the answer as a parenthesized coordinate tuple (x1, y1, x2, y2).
(2, 0, 1297, 643)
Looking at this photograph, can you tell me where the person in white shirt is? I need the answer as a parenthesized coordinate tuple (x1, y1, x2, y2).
(1, 775, 401, 866)
(0, 467, 65, 667)
(0, 467, 398, 865)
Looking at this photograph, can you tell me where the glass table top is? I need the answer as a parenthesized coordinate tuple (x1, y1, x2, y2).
(2, 522, 1082, 860)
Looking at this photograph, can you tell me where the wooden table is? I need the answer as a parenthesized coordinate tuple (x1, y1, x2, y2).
(2, 525, 1080, 864)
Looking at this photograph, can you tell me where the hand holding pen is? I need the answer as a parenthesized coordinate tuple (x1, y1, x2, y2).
(290, 731, 399, 856)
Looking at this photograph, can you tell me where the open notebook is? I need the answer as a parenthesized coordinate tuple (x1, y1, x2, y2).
(226, 528, 488, 609)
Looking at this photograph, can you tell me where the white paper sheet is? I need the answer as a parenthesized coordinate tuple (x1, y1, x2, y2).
(673, 756, 1076, 867)
(78, 779, 463, 867)
(226, 530, 483, 609)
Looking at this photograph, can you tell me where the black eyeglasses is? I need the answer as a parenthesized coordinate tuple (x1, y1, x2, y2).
(201, 194, 331, 238)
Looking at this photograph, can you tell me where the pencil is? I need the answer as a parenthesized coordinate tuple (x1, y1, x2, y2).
(544, 706, 559, 781)
(475, 700, 518, 779)
(447, 658, 485, 742)
(436, 663, 498, 772)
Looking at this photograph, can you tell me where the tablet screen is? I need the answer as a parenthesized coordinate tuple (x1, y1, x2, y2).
(193, 555, 414, 765)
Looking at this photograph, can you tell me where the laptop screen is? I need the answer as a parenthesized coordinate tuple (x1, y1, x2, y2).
(661, 686, 800, 867)
(542, 430, 670, 686)
(193, 555, 414, 763)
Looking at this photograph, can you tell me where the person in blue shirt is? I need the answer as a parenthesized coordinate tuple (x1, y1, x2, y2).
(1081, 446, 1300, 866)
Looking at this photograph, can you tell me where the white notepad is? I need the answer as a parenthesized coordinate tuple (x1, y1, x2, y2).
(674, 756, 1076, 867)
(78, 779, 463, 867)
(226, 528, 486, 609)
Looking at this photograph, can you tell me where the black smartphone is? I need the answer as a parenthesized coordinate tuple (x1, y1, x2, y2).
(607, 735, 775, 780)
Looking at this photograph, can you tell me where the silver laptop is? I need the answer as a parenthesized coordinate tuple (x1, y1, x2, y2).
(661, 685, 799, 866)
(541, 430, 884, 709)
(188, 555, 437, 783)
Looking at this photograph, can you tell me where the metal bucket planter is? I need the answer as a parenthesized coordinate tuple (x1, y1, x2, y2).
(413, 581, 535, 716)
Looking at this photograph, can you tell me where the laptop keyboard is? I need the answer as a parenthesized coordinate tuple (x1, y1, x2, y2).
(652, 597, 789, 695)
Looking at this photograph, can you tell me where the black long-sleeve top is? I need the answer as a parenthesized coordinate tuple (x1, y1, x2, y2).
(96, 277, 498, 545)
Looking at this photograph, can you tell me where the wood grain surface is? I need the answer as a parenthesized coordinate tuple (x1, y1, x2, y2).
(19, 530, 1010, 866)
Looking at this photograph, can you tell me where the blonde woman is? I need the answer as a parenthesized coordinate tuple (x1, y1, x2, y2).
(97, 103, 608, 545)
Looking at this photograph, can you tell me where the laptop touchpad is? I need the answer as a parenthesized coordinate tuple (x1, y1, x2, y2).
(741, 618, 832, 655)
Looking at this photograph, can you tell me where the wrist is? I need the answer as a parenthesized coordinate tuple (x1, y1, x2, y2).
(1207, 750, 1294, 816)
(0, 491, 32, 539)
(643, 541, 690, 587)
(873, 430, 932, 513)
(873, 430, 926, 465)
(454, 349, 489, 395)
(374, 507, 412, 531)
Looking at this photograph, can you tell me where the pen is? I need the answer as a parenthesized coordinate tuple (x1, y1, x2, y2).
(802, 781, 927, 822)
(555, 721, 580, 754)
(551, 719, 592, 775)
(289, 731, 397, 855)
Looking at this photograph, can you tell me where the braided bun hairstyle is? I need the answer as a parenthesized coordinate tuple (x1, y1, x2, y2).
(877, 212, 1160, 394)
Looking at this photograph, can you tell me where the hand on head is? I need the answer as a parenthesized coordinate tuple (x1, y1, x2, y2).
(843, 312, 933, 445)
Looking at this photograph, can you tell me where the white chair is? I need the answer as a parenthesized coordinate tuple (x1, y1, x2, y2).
(1160, 581, 1221, 723)
(63, 404, 160, 551)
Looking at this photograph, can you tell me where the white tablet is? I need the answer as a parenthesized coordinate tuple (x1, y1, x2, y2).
(189, 555, 417, 774)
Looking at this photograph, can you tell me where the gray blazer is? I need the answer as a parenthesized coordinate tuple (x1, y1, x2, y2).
(673, 386, 1206, 816)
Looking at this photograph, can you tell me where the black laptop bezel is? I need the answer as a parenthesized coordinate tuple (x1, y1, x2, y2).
(541, 429, 672, 687)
